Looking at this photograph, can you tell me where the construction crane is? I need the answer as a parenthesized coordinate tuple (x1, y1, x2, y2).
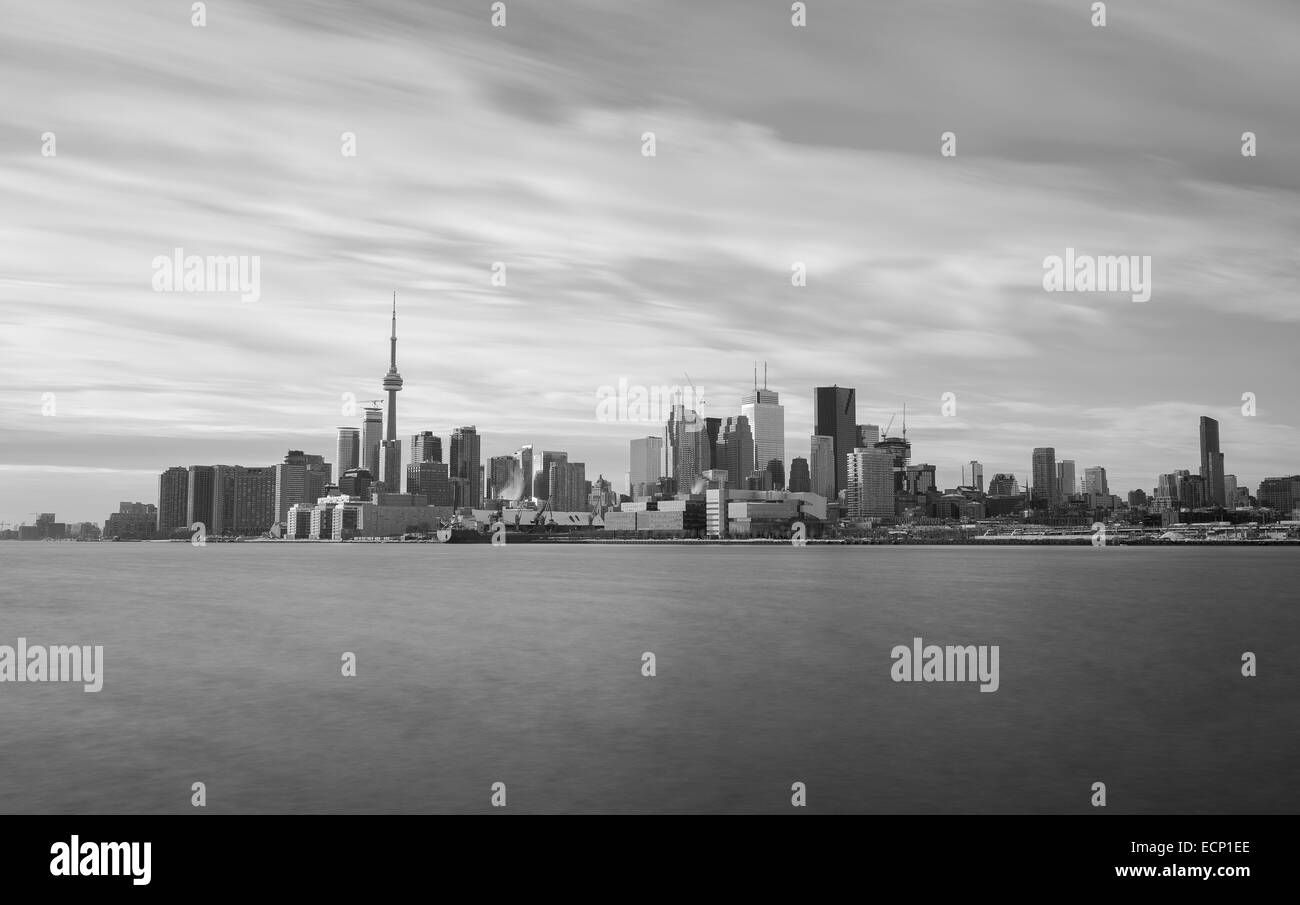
(883, 414, 895, 437)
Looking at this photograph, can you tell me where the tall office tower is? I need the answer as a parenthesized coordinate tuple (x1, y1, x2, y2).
(1199, 416, 1225, 506)
(380, 291, 404, 480)
(1056, 460, 1076, 501)
(741, 370, 784, 486)
(336, 427, 361, 474)
(1223, 474, 1238, 509)
(362, 405, 383, 479)
(407, 461, 452, 506)
(1083, 466, 1109, 497)
(667, 403, 712, 492)
(157, 466, 189, 534)
(846, 448, 895, 520)
(487, 455, 518, 500)
(967, 460, 984, 492)
(548, 460, 587, 511)
(532, 450, 566, 503)
(988, 473, 1019, 496)
(810, 435, 835, 499)
(1031, 447, 1056, 506)
(449, 426, 481, 507)
(813, 385, 855, 498)
(719, 416, 753, 494)
(339, 468, 374, 501)
(210, 464, 235, 535)
(232, 466, 277, 535)
(186, 465, 216, 532)
(515, 445, 534, 501)
(856, 423, 880, 450)
(629, 437, 664, 493)
(788, 457, 811, 493)
(411, 431, 442, 464)
(874, 435, 911, 498)
(275, 450, 331, 527)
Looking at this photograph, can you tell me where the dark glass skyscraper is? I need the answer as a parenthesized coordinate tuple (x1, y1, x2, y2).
(1199, 416, 1225, 506)
(813, 385, 856, 498)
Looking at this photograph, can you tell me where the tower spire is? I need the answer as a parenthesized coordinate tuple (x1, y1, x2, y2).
(390, 290, 397, 368)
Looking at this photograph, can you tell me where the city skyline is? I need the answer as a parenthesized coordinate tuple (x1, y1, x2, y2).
(4, 0, 1300, 524)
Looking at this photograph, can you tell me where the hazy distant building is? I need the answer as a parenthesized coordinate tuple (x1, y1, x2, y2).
(629, 437, 663, 491)
(667, 404, 711, 492)
(813, 385, 856, 497)
(1199, 416, 1225, 506)
(1031, 447, 1056, 505)
(157, 466, 189, 534)
(515, 445, 534, 501)
(810, 435, 835, 500)
(1083, 466, 1109, 497)
(532, 450, 566, 503)
(1128, 489, 1148, 508)
(987, 473, 1019, 496)
(966, 460, 984, 492)
(105, 502, 158, 540)
(788, 457, 811, 493)
(336, 427, 360, 474)
(1223, 474, 1238, 509)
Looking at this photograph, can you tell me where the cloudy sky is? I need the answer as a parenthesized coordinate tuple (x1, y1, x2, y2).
(2, 0, 1298, 525)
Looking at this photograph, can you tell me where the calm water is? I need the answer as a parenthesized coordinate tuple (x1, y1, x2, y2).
(1, 542, 1296, 814)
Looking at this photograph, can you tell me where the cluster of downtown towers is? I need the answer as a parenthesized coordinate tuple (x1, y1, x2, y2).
(147, 303, 1283, 537)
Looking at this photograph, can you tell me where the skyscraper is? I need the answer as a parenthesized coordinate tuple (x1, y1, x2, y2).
(1083, 466, 1109, 497)
(667, 403, 711, 492)
(967, 460, 984, 492)
(186, 465, 215, 532)
(450, 426, 481, 508)
(629, 437, 663, 492)
(810, 435, 835, 500)
(380, 292, 404, 491)
(232, 466, 277, 535)
(1223, 474, 1238, 509)
(411, 431, 442, 464)
(336, 427, 360, 475)
(846, 448, 894, 520)
(532, 450, 566, 503)
(813, 386, 856, 499)
(275, 450, 330, 527)
(1056, 460, 1076, 501)
(362, 405, 383, 481)
(1199, 416, 1225, 506)
(1031, 447, 1056, 506)
(742, 371, 784, 487)
(719, 416, 753, 492)
(157, 466, 189, 535)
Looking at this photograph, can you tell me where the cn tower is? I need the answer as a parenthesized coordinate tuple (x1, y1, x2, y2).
(382, 290, 403, 439)
(379, 291, 403, 490)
